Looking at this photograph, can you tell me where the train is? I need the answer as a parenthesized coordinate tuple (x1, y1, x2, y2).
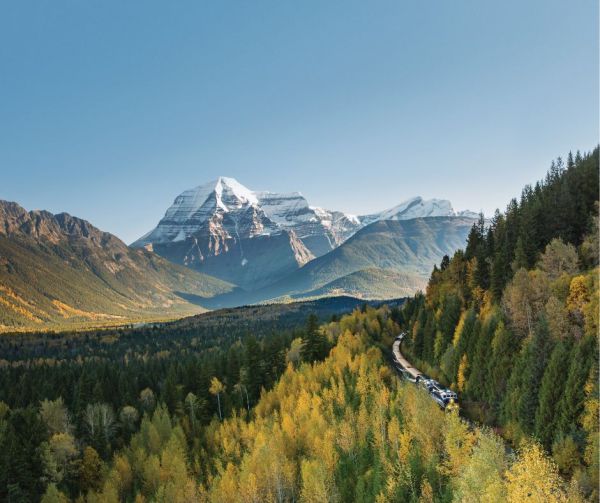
(392, 333, 458, 409)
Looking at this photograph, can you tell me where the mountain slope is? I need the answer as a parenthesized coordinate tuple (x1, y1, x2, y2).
(254, 217, 475, 300)
(198, 216, 473, 306)
(0, 201, 235, 329)
(283, 267, 427, 300)
(132, 177, 476, 289)
(148, 228, 314, 290)
(132, 178, 315, 289)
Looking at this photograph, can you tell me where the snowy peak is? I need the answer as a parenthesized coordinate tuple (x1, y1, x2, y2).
(213, 176, 259, 208)
(361, 197, 481, 227)
(164, 177, 257, 222)
(364, 197, 456, 224)
(136, 177, 265, 246)
(132, 178, 478, 258)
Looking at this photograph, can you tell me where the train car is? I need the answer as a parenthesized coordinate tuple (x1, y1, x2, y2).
(392, 335, 458, 409)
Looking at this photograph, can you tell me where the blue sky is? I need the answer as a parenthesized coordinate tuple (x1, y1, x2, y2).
(1, 1, 597, 243)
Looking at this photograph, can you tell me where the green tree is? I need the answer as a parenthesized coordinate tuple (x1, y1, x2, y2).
(534, 339, 572, 447)
(39, 398, 72, 436)
(484, 322, 519, 415)
(556, 336, 597, 436)
(40, 483, 69, 503)
(301, 314, 328, 363)
(516, 319, 553, 434)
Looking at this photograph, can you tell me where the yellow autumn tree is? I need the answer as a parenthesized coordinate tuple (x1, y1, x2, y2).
(457, 354, 468, 392)
(209, 377, 225, 421)
(505, 441, 567, 502)
(441, 410, 475, 480)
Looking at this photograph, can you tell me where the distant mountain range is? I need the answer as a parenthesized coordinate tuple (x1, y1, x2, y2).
(132, 177, 478, 290)
(0, 179, 478, 329)
(199, 216, 476, 308)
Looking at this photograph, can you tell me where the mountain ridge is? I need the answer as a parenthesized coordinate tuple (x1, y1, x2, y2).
(252, 216, 475, 301)
(131, 177, 478, 288)
(0, 200, 235, 329)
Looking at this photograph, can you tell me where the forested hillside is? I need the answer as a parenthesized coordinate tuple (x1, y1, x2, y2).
(0, 298, 372, 501)
(1, 305, 587, 502)
(397, 148, 599, 497)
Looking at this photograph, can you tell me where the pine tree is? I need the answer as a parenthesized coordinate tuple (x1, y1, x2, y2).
(411, 309, 427, 359)
(512, 236, 529, 271)
(243, 336, 264, 401)
(162, 366, 180, 414)
(484, 322, 519, 416)
(556, 336, 597, 436)
(435, 294, 462, 365)
(515, 320, 553, 434)
(301, 314, 328, 363)
(534, 340, 572, 447)
(466, 315, 498, 401)
(501, 342, 528, 428)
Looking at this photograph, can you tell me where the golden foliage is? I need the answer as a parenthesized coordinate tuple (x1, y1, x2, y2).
(505, 441, 568, 502)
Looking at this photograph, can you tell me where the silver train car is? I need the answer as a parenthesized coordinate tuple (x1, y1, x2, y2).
(392, 333, 458, 408)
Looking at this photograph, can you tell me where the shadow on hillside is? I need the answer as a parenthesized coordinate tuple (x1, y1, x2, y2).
(173, 287, 257, 309)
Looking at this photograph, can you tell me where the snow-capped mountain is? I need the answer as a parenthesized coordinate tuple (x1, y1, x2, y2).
(132, 178, 316, 289)
(132, 177, 477, 289)
(361, 197, 456, 225)
(254, 191, 361, 257)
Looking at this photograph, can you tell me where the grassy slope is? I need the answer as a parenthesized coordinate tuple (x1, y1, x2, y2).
(0, 234, 234, 330)
(289, 267, 427, 300)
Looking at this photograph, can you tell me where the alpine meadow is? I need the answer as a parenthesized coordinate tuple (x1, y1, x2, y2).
(0, 2, 598, 502)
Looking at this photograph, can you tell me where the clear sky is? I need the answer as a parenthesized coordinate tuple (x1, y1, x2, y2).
(1, 1, 598, 244)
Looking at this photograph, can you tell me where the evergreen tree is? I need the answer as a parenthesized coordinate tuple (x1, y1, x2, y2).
(556, 336, 597, 436)
(411, 309, 427, 359)
(301, 314, 328, 363)
(466, 315, 497, 401)
(516, 319, 554, 434)
(242, 336, 264, 401)
(534, 339, 572, 448)
(484, 322, 519, 417)
(435, 294, 462, 364)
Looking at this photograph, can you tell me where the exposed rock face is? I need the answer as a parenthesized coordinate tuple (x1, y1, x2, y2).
(133, 177, 477, 290)
(149, 227, 314, 290)
(0, 200, 122, 248)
